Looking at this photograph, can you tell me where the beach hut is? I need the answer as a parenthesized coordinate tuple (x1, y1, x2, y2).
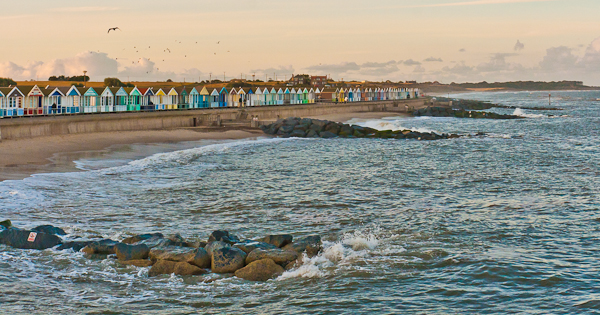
(165, 88, 178, 109)
(0, 88, 8, 117)
(100, 87, 115, 112)
(241, 87, 253, 106)
(141, 88, 155, 110)
(152, 88, 166, 110)
(228, 88, 238, 107)
(173, 86, 189, 109)
(208, 88, 219, 108)
(189, 87, 200, 109)
(198, 86, 210, 108)
(1, 87, 23, 116)
(308, 88, 315, 103)
(253, 87, 263, 106)
(81, 87, 100, 113)
(63, 85, 81, 113)
(123, 87, 142, 111)
(236, 87, 248, 107)
(46, 87, 68, 114)
(275, 88, 284, 105)
(111, 87, 128, 111)
(301, 88, 309, 104)
(21, 85, 44, 115)
(262, 87, 271, 106)
(218, 87, 228, 107)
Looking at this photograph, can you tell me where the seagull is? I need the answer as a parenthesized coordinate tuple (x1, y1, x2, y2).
(165, 48, 171, 53)
(217, 41, 220, 44)
(107, 27, 120, 33)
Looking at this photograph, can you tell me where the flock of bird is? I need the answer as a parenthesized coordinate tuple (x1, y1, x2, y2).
(107, 27, 230, 75)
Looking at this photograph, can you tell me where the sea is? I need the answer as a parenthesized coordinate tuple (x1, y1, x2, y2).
(1, 90, 599, 314)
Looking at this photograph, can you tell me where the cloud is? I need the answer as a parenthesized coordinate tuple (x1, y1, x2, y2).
(539, 46, 577, 71)
(477, 53, 522, 72)
(403, 59, 422, 66)
(250, 65, 295, 79)
(424, 57, 443, 62)
(50, 7, 119, 12)
(403, 0, 555, 8)
(514, 40, 525, 51)
(305, 62, 360, 74)
(459, 48, 466, 53)
(304, 60, 401, 79)
(413, 65, 426, 73)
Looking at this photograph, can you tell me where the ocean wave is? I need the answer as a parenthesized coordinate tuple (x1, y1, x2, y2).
(278, 228, 393, 280)
(513, 108, 547, 118)
(99, 137, 298, 174)
(357, 120, 439, 134)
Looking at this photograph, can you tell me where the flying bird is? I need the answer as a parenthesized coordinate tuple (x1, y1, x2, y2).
(107, 27, 120, 33)
(217, 41, 220, 44)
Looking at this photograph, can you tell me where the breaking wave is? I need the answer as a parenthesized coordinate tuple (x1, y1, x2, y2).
(357, 120, 439, 134)
(513, 108, 548, 118)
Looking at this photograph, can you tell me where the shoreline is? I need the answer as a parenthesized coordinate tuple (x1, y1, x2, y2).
(0, 111, 409, 181)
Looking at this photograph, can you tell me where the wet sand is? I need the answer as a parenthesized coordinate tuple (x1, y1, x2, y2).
(0, 111, 411, 181)
(0, 128, 264, 181)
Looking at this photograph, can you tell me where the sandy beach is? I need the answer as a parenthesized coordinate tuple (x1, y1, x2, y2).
(0, 111, 409, 181)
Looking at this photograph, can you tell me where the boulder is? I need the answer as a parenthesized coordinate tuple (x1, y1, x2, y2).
(189, 247, 210, 268)
(311, 119, 328, 128)
(283, 118, 300, 126)
(149, 246, 196, 262)
(309, 123, 323, 133)
(207, 230, 240, 245)
(211, 247, 247, 273)
(32, 225, 66, 236)
(205, 240, 231, 256)
(234, 240, 278, 254)
(338, 125, 354, 137)
(118, 259, 154, 267)
(293, 124, 309, 132)
(245, 248, 298, 265)
(305, 129, 319, 138)
(149, 260, 207, 277)
(234, 259, 284, 281)
(290, 129, 306, 137)
(57, 240, 94, 252)
(0, 228, 62, 250)
(319, 131, 338, 138)
(277, 125, 294, 135)
(258, 234, 293, 248)
(282, 235, 322, 257)
(324, 123, 340, 134)
(115, 243, 150, 261)
(122, 233, 163, 244)
(0, 220, 12, 229)
(299, 118, 313, 126)
(81, 239, 119, 255)
(135, 236, 174, 249)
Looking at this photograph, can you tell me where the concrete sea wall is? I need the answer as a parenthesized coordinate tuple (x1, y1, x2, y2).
(0, 99, 425, 140)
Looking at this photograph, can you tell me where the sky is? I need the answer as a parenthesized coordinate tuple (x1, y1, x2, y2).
(1, 0, 600, 85)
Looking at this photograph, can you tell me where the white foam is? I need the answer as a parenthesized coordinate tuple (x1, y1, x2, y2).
(277, 229, 384, 280)
(358, 120, 439, 134)
(513, 108, 547, 118)
(100, 137, 296, 174)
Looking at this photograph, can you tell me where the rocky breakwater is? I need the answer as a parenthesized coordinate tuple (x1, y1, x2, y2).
(0, 220, 323, 282)
(413, 106, 521, 119)
(261, 117, 459, 140)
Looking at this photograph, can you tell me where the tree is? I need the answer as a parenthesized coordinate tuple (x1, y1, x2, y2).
(166, 79, 173, 82)
(0, 77, 17, 87)
(104, 77, 124, 87)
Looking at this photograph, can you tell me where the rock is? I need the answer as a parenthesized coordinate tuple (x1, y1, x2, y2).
(234, 240, 278, 254)
(245, 248, 298, 265)
(118, 259, 154, 267)
(309, 123, 323, 133)
(0, 220, 12, 229)
(353, 130, 365, 138)
(311, 119, 328, 128)
(81, 239, 119, 255)
(290, 129, 306, 137)
(234, 259, 284, 281)
(205, 240, 231, 256)
(31, 225, 66, 236)
(319, 131, 337, 138)
(148, 260, 206, 276)
(189, 247, 211, 268)
(305, 129, 319, 138)
(338, 125, 354, 137)
(207, 230, 240, 245)
(211, 247, 247, 273)
(283, 118, 300, 126)
(149, 246, 196, 262)
(115, 243, 150, 261)
(166, 233, 185, 243)
(136, 236, 173, 248)
(299, 118, 313, 126)
(57, 240, 94, 252)
(284, 259, 299, 271)
(174, 261, 207, 276)
(0, 228, 62, 250)
(122, 233, 163, 244)
(293, 124, 309, 132)
(258, 234, 293, 248)
(277, 125, 294, 135)
(324, 123, 340, 134)
(282, 235, 322, 257)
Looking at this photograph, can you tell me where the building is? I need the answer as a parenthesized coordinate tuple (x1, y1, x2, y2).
(290, 74, 310, 86)
(310, 75, 328, 87)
